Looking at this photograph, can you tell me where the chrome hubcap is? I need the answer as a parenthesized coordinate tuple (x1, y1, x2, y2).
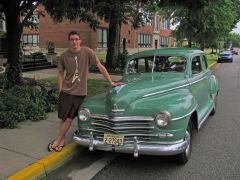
(185, 130, 191, 157)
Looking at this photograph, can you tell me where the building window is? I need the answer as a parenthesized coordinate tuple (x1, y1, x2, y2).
(154, 16, 159, 32)
(160, 18, 169, 29)
(98, 28, 108, 48)
(0, 14, 6, 32)
(160, 36, 168, 47)
(23, 34, 39, 46)
(138, 33, 151, 48)
(139, 9, 152, 26)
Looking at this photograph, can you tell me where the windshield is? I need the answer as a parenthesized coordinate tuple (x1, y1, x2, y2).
(126, 55, 187, 74)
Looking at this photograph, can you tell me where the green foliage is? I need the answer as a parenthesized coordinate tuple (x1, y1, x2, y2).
(118, 49, 129, 70)
(4, 63, 22, 88)
(0, 80, 58, 129)
(169, 0, 238, 50)
(205, 53, 217, 66)
(227, 33, 240, 47)
(95, 51, 107, 62)
(46, 41, 55, 53)
(43, 0, 99, 30)
(31, 51, 45, 59)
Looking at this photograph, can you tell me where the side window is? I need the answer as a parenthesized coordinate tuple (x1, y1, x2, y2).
(192, 56, 202, 74)
(138, 58, 154, 73)
(126, 57, 154, 73)
(202, 55, 208, 70)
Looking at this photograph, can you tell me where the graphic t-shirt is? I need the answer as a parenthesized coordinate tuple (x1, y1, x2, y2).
(58, 46, 99, 95)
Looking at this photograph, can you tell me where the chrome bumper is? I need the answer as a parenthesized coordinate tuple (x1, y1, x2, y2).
(73, 132, 188, 157)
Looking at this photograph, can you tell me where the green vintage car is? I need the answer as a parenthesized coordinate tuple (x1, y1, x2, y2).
(73, 48, 219, 164)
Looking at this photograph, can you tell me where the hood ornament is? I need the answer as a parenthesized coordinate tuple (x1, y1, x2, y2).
(112, 104, 125, 112)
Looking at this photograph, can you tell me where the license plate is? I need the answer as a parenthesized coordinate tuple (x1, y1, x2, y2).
(103, 134, 124, 146)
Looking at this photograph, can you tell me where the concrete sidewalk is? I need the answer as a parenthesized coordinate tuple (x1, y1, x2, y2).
(0, 69, 122, 179)
(0, 112, 80, 179)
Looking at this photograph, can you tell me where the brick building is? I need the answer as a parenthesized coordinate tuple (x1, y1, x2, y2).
(23, 5, 175, 54)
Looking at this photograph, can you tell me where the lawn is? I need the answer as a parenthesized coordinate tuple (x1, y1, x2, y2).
(205, 49, 218, 67)
(206, 54, 217, 67)
(42, 77, 110, 98)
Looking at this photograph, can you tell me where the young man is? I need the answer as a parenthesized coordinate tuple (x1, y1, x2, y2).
(48, 30, 123, 152)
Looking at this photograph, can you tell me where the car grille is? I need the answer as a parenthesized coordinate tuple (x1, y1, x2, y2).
(88, 114, 157, 143)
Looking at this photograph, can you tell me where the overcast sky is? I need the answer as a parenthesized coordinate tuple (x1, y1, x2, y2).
(232, 21, 240, 34)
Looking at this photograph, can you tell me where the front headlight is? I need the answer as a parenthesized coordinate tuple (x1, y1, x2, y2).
(78, 108, 90, 122)
(154, 111, 171, 127)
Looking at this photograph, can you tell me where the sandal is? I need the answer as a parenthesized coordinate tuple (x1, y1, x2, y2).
(47, 141, 56, 152)
(54, 145, 65, 152)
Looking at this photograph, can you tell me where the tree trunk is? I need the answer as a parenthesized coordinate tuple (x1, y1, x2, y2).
(105, 14, 120, 70)
(188, 39, 192, 48)
(5, 10, 22, 87)
(200, 40, 205, 51)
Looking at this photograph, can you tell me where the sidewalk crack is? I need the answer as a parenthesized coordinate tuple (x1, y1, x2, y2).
(0, 146, 40, 160)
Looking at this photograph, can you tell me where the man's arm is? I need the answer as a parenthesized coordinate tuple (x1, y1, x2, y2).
(96, 60, 124, 87)
(58, 70, 63, 92)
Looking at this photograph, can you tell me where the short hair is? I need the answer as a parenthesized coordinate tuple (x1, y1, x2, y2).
(68, 31, 80, 40)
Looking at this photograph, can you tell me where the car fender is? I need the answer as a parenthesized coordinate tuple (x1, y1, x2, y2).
(209, 74, 219, 95)
(128, 88, 197, 121)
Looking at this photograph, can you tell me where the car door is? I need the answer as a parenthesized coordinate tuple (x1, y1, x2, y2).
(189, 54, 211, 123)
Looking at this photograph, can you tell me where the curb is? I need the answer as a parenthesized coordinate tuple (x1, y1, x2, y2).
(6, 142, 80, 180)
(209, 62, 217, 69)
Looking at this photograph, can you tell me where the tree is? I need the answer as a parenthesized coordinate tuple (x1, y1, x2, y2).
(93, 0, 153, 69)
(0, 0, 43, 87)
(163, 0, 237, 50)
(227, 33, 240, 48)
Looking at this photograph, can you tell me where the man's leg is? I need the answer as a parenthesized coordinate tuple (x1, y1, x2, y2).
(52, 118, 73, 148)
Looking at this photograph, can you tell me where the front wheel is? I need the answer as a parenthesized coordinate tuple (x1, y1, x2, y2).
(175, 121, 193, 164)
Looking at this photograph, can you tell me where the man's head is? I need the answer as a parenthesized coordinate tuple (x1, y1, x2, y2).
(68, 30, 81, 50)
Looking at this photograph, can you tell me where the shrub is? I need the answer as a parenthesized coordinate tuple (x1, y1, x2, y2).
(118, 49, 129, 70)
(0, 79, 59, 128)
(31, 51, 45, 59)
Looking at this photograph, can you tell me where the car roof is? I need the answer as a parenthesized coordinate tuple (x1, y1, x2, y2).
(128, 48, 203, 59)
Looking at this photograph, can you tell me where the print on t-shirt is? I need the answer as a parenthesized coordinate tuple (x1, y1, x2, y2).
(72, 56, 81, 83)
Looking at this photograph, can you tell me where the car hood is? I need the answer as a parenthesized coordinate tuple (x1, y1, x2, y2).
(93, 73, 188, 113)
(219, 52, 231, 56)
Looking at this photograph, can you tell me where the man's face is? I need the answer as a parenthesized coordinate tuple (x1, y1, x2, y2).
(69, 34, 81, 50)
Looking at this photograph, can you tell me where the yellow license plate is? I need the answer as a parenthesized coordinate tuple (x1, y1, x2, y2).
(103, 134, 124, 146)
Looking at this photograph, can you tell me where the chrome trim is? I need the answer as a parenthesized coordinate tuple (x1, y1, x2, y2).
(91, 115, 154, 122)
(198, 104, 214, 130)
(91, 105, 197, 123)
(91, 122, 154, 130)
(142, 83, 189, 98)
(189, 76, 205, 85)
(112, 104, 125, 112)
(171, 105, 197, 121)
(158, 133, 174, 138)
(73, 132, 188, 156)
(112, 109, 125, 112)
(134, 136, 139, 157)
(94, 120, 151, 126)
(89, 132, 94, 151)
(79, 128, 159, 137)
(142, 74, 210, 98)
